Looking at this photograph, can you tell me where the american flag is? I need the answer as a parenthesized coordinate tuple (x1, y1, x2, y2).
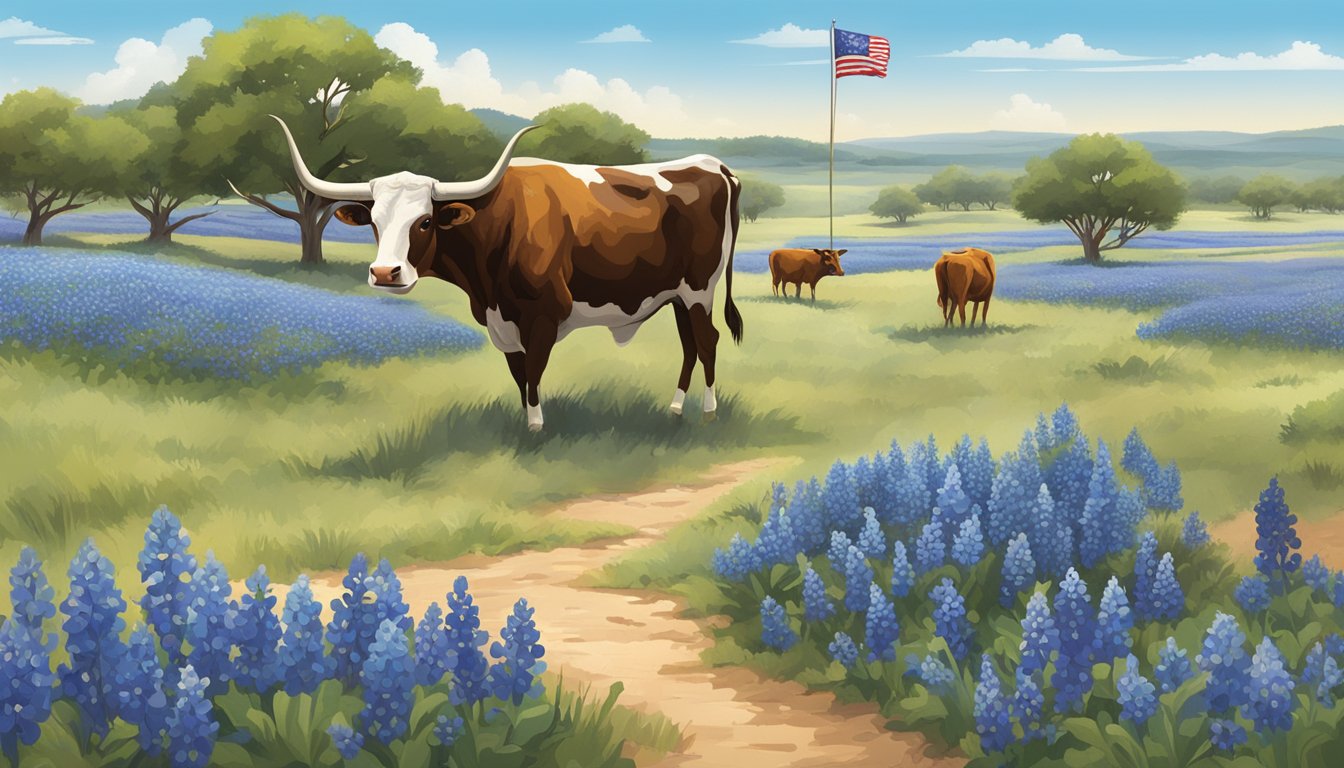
(834, 28, 889, 79)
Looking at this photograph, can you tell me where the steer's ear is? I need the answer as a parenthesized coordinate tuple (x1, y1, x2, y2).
(333, 204, 372, 227)
(437, 202, 476, 229)
(836, 249, 849, 256)
(812, 248, 825, 256)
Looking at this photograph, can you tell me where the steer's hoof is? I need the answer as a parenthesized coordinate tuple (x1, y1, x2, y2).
(702, 410, 718, 424)
(669, 405, 684, 418)
(528, 422, 544, 433)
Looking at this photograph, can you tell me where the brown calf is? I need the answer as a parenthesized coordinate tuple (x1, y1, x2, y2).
(769, 248, 847, 301)
(934, 248, 996, 327)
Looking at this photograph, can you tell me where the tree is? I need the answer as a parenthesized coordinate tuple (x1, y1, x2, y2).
(112, 105, 215, 244)
(171, 14, 418, 264)
(1293, 176, 1344, 213)
(518, 103, 649, 164)
(1188, 175, 1247, 205)
(738, 175, 785, 222)
(975, 173, 1014, 210)
(869, 185, 923, 223)
(1237, 174, 1297, 220)
(915, 166, 977, 211)
(0, 89, 148, 245)
(1013, 134, 1186, 263)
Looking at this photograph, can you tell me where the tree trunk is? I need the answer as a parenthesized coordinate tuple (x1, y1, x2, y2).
(1081, 237, 1102, 263)
(146, 209, 173, 244)
(22, 214, 49, 246)
(296, 190, 328, 265)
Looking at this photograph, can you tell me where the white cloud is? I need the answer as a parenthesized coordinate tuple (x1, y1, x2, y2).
(1, 15, 91, 45)
(75, 19, 211, 104)
(14, 36, 93, 45)
(1076, 41, 1344, 72)
(583, 24, 649, 44)
(732, 23, 828, 48)
(375, 22, 688, 136)
(991, 93, 1068, 132)
(942, 33, 1151, 61)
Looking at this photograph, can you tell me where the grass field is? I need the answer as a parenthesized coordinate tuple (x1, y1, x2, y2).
(2, 209, 1342, 594)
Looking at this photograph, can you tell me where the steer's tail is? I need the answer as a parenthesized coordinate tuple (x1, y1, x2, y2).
(721, 165, 744, 344)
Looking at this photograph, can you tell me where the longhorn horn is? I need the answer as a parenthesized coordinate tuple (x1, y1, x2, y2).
(432, 124, 539, 201)
(269, 115, 373, 201)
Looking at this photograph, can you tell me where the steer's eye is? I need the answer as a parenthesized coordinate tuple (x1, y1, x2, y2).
(418, 217, 432, 231)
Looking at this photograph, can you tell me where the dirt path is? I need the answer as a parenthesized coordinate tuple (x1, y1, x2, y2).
(1211, 508, 1344, 570)
(305, 460, 960, 767)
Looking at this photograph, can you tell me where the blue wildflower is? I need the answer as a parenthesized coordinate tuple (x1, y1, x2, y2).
(185, 551, 237, 697)
(433, 713, 465, 748)
(488, 598, 548, 706)
(166, 665, 217, 768)
(1116, 654, 1158, 726)
(0, 615, 54, 763)
(864, 583, 899, 662)
(1093, 576, 1133, 662)
(1133, 531, 1159, 621)
(760, 596, 797, 651)
(235, 566, 282, 693)
(58, 539, 127, 740)
(327, 722, 364, 759)
(1181, 510, 1210, 548)
(415, 602, 455, 687)
(851, 456, 880, 515)
(1253, 477, 1301, 586)
(1153, 637, 1193, 693)
(278, 575, 333, 695)
(1149, 552, 1184, 622)
(930, 578, 972, 662)
(1034, 412, 1055, 453)
(890, 540, 915, 598)
(1121, 428, 1159, 482)
(1301, 642, 1343, 707)
(822, 460, 862, 537)
(914, 520, 945, 575)
(1147, 461, 1184, 512)
(1000, 533, 1036, 607)
(8, 546, 55, 647)
(1240, 636, 1295, 733)
(1335, 570, 1344, 609)
(1052, 404, 1081, 445)
(368, 558, 411, 637)
(361, 618, 417, 744)
(326, 554, 375, 686)
(828, 632, 859, 668)
(888, 446, 931, 528)
(757, 507, 798, 567)
(974, 653, 1012, 753)
(937, 462, 974, 539)
(987, 442, 1042, 548)
(802, 565, 835, 622)
(856, 508, 886, 559)
(1030, 484, 1073, 579)
(828, 530, 853, 570)
(713, 533, 762, 581)
(843, 546, 875, 613)
(951, 513, 985, 567)
(1234, 575, 1272, 613)
(1080, 441, 1128, 567)
(114, 624, 170, 755)
(137, 507, 196, 665)
(910, 435, 944, 503)
(445, 576, 491, 708)
(1209, 718, 1247, 751)
(915, 653, 955, 691)
(1197, 612, 1251, 713)
(1303, 554, 1330, 593)
(1019, 591, 1059, 676)
(952, 435, 995, 510)
(1052, 568, 1096, 712)
(1044, 431, 1092, 541)
(1012, 668, 1046, 743)
(770, 481, 789, 515)
(788, 478, 828, 554)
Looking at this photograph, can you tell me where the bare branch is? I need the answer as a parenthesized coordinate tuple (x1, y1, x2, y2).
(163, 210, 216, 236)
(227, 179, 301, 221)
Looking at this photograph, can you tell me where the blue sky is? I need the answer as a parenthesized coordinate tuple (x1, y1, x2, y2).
(3, 0, 1342, 140)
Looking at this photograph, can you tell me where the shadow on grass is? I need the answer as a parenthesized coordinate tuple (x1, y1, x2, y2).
(886, 323, 1036, 343)
(1091, 353, 1179, 382)
(298, 384, 808, 482)
(738, 295, 855, 311)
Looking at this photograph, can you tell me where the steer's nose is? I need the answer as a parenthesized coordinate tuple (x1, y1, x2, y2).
(370, 265, 401, 283)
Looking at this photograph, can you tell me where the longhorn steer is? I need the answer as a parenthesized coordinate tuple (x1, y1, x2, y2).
(270, 117, 743, 432)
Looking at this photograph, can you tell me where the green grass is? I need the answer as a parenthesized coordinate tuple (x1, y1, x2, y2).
(1090, 353, 1180, 383)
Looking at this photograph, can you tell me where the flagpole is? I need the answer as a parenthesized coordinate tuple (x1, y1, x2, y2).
(829, 19, 836, 250)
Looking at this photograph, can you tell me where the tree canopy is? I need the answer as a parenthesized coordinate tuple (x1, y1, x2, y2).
(1293, 176, 1344, 213)
(738, 175, 785, 223)
(1237, 175, 1297, 220)
(869, 186, 924, 223)
(111, 104, 216, 243)
(519, 103, 649, 164)
(914, 166, 1015, 211)
(1013, 133, 1186, 262)
(1188, 175, 1246, 205)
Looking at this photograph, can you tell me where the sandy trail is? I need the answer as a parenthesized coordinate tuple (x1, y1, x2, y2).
(304, 459, 959, 767)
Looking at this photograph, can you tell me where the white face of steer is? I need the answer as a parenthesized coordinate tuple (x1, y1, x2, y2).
(362, 172, 437, 295)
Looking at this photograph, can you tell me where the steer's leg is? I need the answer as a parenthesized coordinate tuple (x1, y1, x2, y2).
(671, 302, 697, 416)
(794, 282, 801, 299)
(981, 297, 990, 326)
(523, 319, 558, 432)
(970, 302, 980, 325)
(505, 352, 527, 409)
(688, 304, 720, 421)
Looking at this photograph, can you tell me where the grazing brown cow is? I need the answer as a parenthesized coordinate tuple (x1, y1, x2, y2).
(934, 248, 996, 327)
(268, 116, 742, 432)
(769, 248, 847, 301)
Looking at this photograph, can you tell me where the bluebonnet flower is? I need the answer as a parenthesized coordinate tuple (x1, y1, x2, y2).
(1181, 510, 1210, 548)
(1240, 636, 1295, 733)
(937, 462, 973, 540)
(913, 653, 955, 691)
(851, 456, 880, 514)
(974, 653, 1012, 753)
(1000, 533, 1036, 607)
(1133, 531, 1159, 621)
(327, 553, 375, 687)
(951, 513, 985, 567)
(909, 435, 944, 502)
(822, 461, 862, 536)
(433, 713, 465, 748)
(952, 435, 995, 510)
(327, 722, 364, 759)
(1147, 461, 1184, 512)
(760, 596, 797, 651)
(888, 447, 932, 528)
(1044, 430, 1092, 534)
(58, 539, 127, 740)
(1335, 570, 1344, 609)
(770, 481, 789, 515)
(756, 508, 798, 567)
(1034, 412, 1055, 453)
(1118, 486, 1147, 542)
(362, 618, 417, 744)
(828, 632, 859, 668)
(1235, 575, 1272, 613)
(1197, 612, 1252, 713)
(802, 565, 835, 622)
(1303, 554, 1330, 593)
(278, 575, 333, 695)
(1052, 404, 1081, 446)
(1093, 576, 1133, 662)
(1253, 477, 1301, 585)
(930, 578, 972, 663)
(987, 443, 1042, 547)
(1080, 441, 1129, 567)
(864, 583, 899, 662)
(137, 507, 196, 665)
(1012, 668, 1046, 743)
(856, 508, 886, 559)
(8, 546, 55, 646)
(415, 602, 455, 687)
(1301, 642, 1343, 707)
(1052, 568, 1096, 712)
(445, 576, 491, 708)
(1030, 484, 1074, 579)
(1018, 591, 1059, 676)
(368, 558, 412, 636)
(890, 541, 915, 599)
(842, 545, 874, 614)
(186, 552, 238, 697)
(713, 533, 762, 581)
(235, 566, 282, 693)
(114, 624, 170, 755)
(1153, 637, 1194, 693)
(1116, 654, 1158, 726)
(166, 665, 217, 768)
(1209, 718, 1247, 751)
(489, 598, 548, 706)
(914, 521, 945, 575)
(1149, 552, 1184, 622)
(0, 615, 54, 763)
(828, 531, 853, 570)
(787, 478, 828, 555)
(1122, 428, 1159, 482)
